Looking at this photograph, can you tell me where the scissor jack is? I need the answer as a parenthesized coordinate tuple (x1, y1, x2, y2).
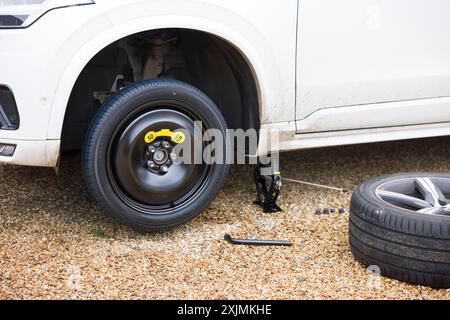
(253, 160, 283, 213)
(253, 160, 348, 213)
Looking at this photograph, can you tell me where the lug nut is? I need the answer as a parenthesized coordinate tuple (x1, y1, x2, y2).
(153, 150, 166, 163)
(147, 161, 155, 169)
(161, 165, 169, 173)
(163, 142, 171, 149)
(148, 146, 156, 153)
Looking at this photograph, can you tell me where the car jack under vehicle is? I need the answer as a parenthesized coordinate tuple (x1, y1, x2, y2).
(253, 160, 348, 214)
(253, 160, 284, 213)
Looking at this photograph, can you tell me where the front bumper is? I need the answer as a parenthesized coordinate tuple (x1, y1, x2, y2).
(0, 21, 64, 166)
(0, 4, 109, 167)
(0, 139, 59, 167)
(0, 85, 20, 130)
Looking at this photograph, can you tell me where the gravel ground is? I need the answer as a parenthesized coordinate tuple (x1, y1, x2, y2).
(1, 137, 450, 300)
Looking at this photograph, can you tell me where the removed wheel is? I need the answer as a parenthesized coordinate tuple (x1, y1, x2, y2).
(349, 173, 450, 288)
(83, 80, 229, 231)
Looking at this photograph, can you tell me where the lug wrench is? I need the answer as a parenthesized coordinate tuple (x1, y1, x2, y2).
(224, 234, 292, 247)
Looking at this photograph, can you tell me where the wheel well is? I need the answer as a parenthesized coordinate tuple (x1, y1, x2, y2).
(61, 28, 260, 151)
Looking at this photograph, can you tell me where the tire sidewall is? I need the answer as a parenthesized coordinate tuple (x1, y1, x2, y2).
(83, 80, 229, 230)
(352, 172, 450, 237)
(350, 172, 450, 288)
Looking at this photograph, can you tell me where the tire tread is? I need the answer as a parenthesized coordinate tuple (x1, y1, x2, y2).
(349, 173, 450, 288)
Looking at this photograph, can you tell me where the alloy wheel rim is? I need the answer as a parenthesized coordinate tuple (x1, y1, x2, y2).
(375, 177, 450, 216)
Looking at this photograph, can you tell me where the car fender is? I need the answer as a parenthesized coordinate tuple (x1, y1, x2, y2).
(47, 1, 295, 139)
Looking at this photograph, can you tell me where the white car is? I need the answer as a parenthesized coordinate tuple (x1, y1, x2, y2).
(2, 0, 450, 231)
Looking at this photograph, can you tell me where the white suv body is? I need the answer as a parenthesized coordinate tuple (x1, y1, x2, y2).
(0, 0, 450, 167)
(1, 0, 450, 167)
(3, 0, 450, 231)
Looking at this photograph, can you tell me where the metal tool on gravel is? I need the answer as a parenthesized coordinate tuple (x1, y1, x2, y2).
(284, 177, 348, 193)
(224, 234, 292, 247)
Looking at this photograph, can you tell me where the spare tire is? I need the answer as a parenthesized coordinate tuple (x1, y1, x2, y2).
(83, 80, 229, 232)
(349, 173, 450, 288)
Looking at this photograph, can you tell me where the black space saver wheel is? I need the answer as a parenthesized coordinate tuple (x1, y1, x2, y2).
(350, 173, 450, 288)
(83, 80, 229, 231)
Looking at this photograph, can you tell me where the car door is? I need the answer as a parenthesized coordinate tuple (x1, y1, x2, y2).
(296, 0, 450, 133)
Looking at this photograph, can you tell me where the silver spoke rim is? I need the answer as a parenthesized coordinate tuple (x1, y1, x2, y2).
(376, 190, 432, 209)
(442, 204, 450, 215)
(376, 177, 450, 216)
(414, 178, 447, 207)
(418, 206, 444, 215)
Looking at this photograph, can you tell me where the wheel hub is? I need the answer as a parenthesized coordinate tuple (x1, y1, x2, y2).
(145, 140, 175, 174)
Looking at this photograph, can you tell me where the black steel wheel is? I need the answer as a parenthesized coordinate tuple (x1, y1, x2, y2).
(83, 80, 229, 231)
